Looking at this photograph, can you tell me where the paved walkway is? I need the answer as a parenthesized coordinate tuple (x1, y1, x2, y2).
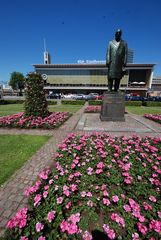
(0, 106, 161, 237)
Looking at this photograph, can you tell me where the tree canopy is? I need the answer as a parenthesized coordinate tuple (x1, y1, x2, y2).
(9, 71, 25, 90)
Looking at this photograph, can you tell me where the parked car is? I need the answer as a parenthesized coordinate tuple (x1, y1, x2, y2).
(74, 94, 85, 100)
(81, 94, 95, 101)
(47, 93, 60, 99)
(96, 95, 103, 100)
(63, 94, 74, 99)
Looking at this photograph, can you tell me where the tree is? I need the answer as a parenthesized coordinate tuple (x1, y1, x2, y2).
(9, 71, 25, 96)
(24, 72, 49, 117)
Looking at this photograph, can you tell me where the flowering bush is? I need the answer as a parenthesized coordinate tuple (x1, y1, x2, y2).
(144, 114, 161, 124)
(0, 112, 71, 129)
(4, 134, 161, 239)
(84, 106, 101, 113)
(24, 73, 49, 118)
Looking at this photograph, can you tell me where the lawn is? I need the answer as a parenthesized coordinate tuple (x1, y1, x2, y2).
(0, 104, 24, 117)
(126, 106, 161, 115)
(0, 103, 82, 117)
(48, 104, 82, 114)
(0, 135, 51, 186)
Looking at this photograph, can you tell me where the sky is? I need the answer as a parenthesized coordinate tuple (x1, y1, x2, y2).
(0, 0, 161, 84)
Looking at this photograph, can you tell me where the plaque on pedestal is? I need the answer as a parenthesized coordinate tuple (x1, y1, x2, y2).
(100, 92, 125, 121)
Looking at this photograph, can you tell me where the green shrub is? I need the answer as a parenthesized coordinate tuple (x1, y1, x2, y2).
(0, 99, 24, 105)
(125, 101, 142, 106)
(24, 73, 49, 117)
(47, 100, 57, 105)
(88, 100, 102, 105)
(61, 100, 85, 105)
(143, 101, 161, 107)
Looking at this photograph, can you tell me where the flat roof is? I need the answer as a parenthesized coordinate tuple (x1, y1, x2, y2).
(33, 63, 155, 69)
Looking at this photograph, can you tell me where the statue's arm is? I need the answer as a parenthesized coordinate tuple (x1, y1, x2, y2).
(106, 42, 111, 67)
(124, 43, 128, 66)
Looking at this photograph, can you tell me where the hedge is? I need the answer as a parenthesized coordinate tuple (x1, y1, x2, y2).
(0, 99, 25, 105)
(88, 100, 102, 105)
(125, 101, 142, 106)
(61, 100, 85, 105)
(143, 101, 161, 107)
(47, 100, 57, 105)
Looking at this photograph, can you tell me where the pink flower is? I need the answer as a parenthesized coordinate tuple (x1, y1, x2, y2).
(149, 219, 161, 233)
(103, 224, 116, 239)
(82, 230, 92, 240)
(54, 185, 59, 191)
(103, 198, 110, 206)
(63, 188, 70, 197)
(123, 204, 131, 212)
(60, 220, 69, 232)
(56, 197, 63, 204)
(111, 213, 125, 227)
(71, 163, 76, 169)
(87, 167, 93, 175)
(68, 213, 80, 224)
(70, 184, 77, 192)
(66, 201, 72, 209)
(157, 211, 161, 218)
(81, 191, 86, 197)
(47, 211, 56, 223)
(132, 232, 139, 240)
(34, 194, 42, 206)
(67, 223, 79, 234)
(138, 215, 145, 223)
(103, 190, 109, 196)
(97, 161, 105, 169)
(101, 184, 107, 190)
(86, 192, 92, 197)
(96, 169, 103, 174)
(39, 169, 50, 180)
(124, 177, 132, 184)
(44, 185, 49, 190)
(137, 175, 142, 181)
(35, 222, 44, 232)
(49, 179, 54, 184)
(149, 196, 156, 202)
(60, 213, 80, 235)
(87, 200, 93, 207)
(112, 195, 119, 203)
(143, 202, 152, 211)
(137, 222, 147, 235)
(7, 208, 28, 229)
(38, 237, 46, 240)
(20, 237, 28, 240)
(43, 191, 48, 198)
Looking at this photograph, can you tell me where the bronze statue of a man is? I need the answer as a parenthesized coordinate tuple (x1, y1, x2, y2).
(106, 29, 128, 92)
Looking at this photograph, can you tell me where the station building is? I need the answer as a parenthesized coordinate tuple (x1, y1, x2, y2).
(150, 76, 161, 96)
(34, 62, 155, 97)
(33, 49, 155, 97)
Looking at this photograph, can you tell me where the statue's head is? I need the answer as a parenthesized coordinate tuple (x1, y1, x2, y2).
(115, 29, 122, 41)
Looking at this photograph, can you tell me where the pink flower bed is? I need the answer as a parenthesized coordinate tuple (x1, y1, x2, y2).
(0, 112, 71, 129)
(4, 133, 161, 239)
(84, 105, 101, 113)
(144, 114, 161, 124)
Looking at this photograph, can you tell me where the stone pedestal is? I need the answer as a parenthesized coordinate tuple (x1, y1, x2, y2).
(100, 92, 125, 121)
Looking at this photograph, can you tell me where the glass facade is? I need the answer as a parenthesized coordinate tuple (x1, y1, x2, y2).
(34, 63, 154, 95)
(37, 69, 107, 76)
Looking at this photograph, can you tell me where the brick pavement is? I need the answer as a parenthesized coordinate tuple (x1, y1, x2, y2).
(0, 105, 161, 237)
